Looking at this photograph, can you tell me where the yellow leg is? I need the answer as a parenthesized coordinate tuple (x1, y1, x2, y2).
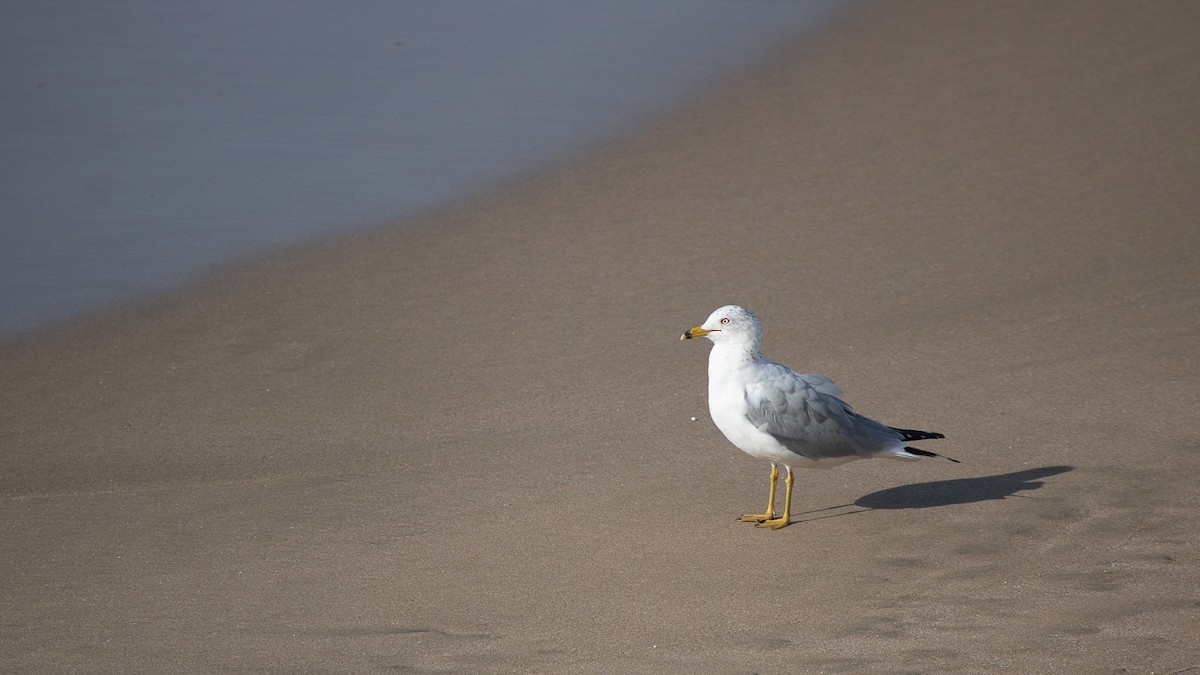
(757, 469, 792, 529)
(738, 464, 778, 523)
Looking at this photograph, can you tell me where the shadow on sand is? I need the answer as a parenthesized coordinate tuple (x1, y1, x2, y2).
(853, 465, 1075, 510)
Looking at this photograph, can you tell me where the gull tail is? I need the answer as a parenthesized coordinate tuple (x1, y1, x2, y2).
(890, 426, 959, 463)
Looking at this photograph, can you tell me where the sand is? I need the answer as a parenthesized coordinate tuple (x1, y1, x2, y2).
(3, 1, 1199, 672)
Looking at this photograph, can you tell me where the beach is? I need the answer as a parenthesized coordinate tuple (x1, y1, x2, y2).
(3, 1, 1199, 671)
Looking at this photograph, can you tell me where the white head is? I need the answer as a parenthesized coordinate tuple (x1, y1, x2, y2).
(680, 305, 764, 350)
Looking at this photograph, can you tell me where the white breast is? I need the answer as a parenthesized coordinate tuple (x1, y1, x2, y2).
(707, 370, 798, 464)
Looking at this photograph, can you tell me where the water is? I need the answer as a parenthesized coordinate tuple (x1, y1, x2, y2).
(0, 1, 846, 339)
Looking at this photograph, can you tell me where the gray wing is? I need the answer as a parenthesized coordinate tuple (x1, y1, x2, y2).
(793, 371, 842, 398)
(744, 362, 900, 461)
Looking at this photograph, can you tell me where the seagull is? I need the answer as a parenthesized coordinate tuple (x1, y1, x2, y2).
(682, 305, 956, 529)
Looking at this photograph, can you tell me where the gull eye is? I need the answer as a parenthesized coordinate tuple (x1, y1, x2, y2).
(720, 317, 731, 325)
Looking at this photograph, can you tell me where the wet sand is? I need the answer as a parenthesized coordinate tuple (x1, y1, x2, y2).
(3, 1, 1199, 672)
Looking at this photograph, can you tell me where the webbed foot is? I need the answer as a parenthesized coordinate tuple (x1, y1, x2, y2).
(755, 515, 790, 530)
(737, 512, 772, 523)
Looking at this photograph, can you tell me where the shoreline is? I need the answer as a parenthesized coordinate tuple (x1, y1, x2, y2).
(3, 1, 1200, 671)
(0, 2, 847, 340)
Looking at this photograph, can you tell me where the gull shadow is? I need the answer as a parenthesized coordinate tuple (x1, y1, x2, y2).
(853, 465, 1074, 510)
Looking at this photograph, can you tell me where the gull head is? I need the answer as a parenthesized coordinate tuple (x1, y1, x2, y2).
(680, 305, 763, 347)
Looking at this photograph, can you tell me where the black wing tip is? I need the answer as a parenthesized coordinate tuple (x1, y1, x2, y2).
(890, 426, 946, 442)
(904, 446, 961, 463)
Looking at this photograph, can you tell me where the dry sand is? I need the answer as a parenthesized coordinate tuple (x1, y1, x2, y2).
(3, 1, 1199, 672)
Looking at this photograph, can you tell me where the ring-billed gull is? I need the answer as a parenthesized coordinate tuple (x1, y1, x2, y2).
(682, 305, 956, 529)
